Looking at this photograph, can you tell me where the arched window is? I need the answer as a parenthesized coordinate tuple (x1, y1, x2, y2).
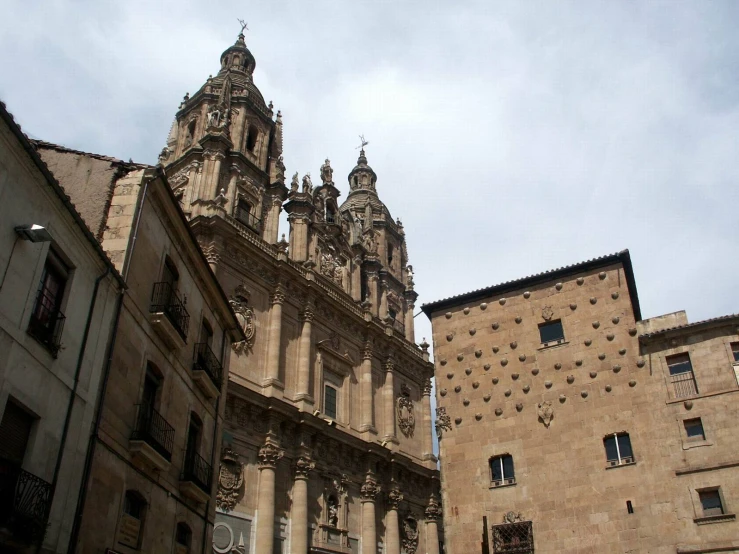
(175, 522, 192, 553)
(387, 244, 394, 267)
(185, 120, 197, 147)
(119, 490, 147, 549)
(246, 124, 259, 152)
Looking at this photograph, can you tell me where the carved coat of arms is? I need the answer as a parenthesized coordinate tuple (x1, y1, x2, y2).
(396, 384, 415, 438)
(216, 447, 244, 512)
(537, 401, 554, 428)
(401, 515, 419, 554)
(230, 285, 256, 355)
(435, 407, 452, 438)
(541, 306, 554, 321)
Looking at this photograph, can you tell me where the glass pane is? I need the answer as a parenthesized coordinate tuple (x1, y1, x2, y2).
(539, 321, 564, 343)
(604, 436, 618, 461)
(667, 354, 693, 375)
(699, 491, 723, 514)
(490, 458, 502, 481)
(684, 419, 705, 439)
(325, 386, 337, 419)
(503, 455, 515, 479)
(732, 342, 739, 362)
(617, 435, 633, 459)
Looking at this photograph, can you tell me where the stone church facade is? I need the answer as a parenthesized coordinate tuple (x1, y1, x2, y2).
(161, 31, 441, 554)
(423, 251, 739, 554)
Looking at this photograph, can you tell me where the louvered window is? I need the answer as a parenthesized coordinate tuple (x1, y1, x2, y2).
(0, 400, 35, 465)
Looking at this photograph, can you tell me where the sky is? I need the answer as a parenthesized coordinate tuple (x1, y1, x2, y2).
(2, 0, 739, 358)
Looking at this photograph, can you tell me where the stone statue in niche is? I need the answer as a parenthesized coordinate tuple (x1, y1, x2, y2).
(158, 146, 170, 164)
(290, 172, 299, 193)
(397, 383, 415, 438)
(406, 265, 415, 287)
(207, 105, 222, 128)
(327, 495, 339, 527)
(537, 401, 553, 428)
(230, 285, 256, 355)
(320, 158, 334, 185)
(402, 516, 419, 554)
(216, 447, 244, 512)
(363, 230, 378, 254)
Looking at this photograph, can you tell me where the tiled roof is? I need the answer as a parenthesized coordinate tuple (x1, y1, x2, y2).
(421, 250, 641, 321)
(30, 139, 150, 170)
(639, 313, 739, 339)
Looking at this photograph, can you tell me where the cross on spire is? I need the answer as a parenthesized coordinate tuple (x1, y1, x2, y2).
(237, 18, 248, 35)
(356, 134, 369, 150)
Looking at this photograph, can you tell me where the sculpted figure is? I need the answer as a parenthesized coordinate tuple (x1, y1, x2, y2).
(290, 172, 299, 193)
(320, 158, 333, 185)
(302, 173, 313, 194)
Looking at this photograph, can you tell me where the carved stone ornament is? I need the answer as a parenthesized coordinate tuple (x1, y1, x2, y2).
(541, 306, 554, 321)
(435, 407, 452, 438)
(320, 249, 344, 286)
(425, 494, 442, 521)
(401, 515, 419, 554)
(216, 447, 244, 512)
(387, 487, 404, 510)
(537, 401, 554, 428)
(360, 474, 381, 502)
(503, 511, 524, 524)
(397, 384, 415, 438)
(257, 442, 284, 469)
(230, 285, 256, 356)
(320, 158, 334, 185)
(294, 456, 315, 479)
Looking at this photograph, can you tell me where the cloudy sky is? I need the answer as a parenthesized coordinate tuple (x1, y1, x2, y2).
(2, 0, 738, 352)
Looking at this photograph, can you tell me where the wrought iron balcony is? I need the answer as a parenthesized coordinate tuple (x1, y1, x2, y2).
(193, 343, 223, 390)
(150, 282, 190, 341)
(0, 458, 52, 545)
(234, 206, 261, 233)
(181, 451, 212, 494)
(27, 290, 65, 357)
(131, 404, 175, 463)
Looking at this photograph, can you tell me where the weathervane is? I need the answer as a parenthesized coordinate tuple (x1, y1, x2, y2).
(238, 18, 248, 35)
(356, 134, 369, 150)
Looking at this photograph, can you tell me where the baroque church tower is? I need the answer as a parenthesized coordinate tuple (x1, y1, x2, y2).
(160, 29, 440, 554)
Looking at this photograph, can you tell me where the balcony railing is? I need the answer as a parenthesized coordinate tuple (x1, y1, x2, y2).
(671, 371, 698, 398)
(0, 458, 52, 545)
(131, 404, 175, 462)
(193, 343, 223, 389)
(150, 282, 190, 341)
(181, 451, 212, 494)
(234, 206, 261, 233)
(27, 290, 65, 357)
(392, 317, 406, 335)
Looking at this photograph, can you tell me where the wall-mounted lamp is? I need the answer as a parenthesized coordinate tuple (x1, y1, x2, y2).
(15, 224, 52, 243)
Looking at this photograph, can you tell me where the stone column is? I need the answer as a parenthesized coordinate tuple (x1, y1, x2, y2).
(256, 442, 283, 554)
(263, 196, 282, 244)
(295, 304, 314, 407)
(368, 272, 379, 318)
(360, 344, 374, 433)
(291, 456, 315, 554)
(184, 162, 199, 211)
(379, 279, 389, 320)
(288, 213, 310, 262)
(227, 164, 241, 210)
(382, 360, 396, 443)
(351, 256, 363, 302)
(360, 473, 380, 554)
(421, 378, 433, 459)
(264, 286, 285, 391)
(404, 297, 416, 343)
(386, 486, 403, 554)
(424, 494, 441, 554)
(210, 152, 224, 198)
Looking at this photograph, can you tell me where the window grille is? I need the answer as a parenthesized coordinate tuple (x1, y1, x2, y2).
(667, 353, 698, 397)
(491, 520, 534, 553)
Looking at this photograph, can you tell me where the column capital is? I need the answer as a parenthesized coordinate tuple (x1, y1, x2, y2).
(383, 357, 395, 372)
(425, 494, 442, 521)
(386, 485, 404, 510)
(422, 378, 433, 396)
(270, 285, 286, 305)
(360, 473, 381, 503)
(293, 456, 315, 480)
(300, 304, 315, 322)
(362, 343, 373, 361)
(258, 442, 284, 469)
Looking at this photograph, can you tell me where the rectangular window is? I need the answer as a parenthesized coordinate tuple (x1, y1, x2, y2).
(698, 489, 724, 517)
(490, 455, 515, 485)
(539, 320, 564, 344)
(324, 385, 337, 420)
(684, 418, 705, 441)
(604, 433, 634, 466)
(28, 249, 68, 355)
(731, 342, 739, 363)
(667, 353, 698, 398)
(0, 400, 35, 465)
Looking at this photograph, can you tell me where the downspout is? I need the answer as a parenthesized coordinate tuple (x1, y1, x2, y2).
(42, 266, 111, 553)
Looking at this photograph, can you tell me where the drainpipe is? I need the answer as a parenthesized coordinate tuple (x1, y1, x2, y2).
(201, 390, 222, 554)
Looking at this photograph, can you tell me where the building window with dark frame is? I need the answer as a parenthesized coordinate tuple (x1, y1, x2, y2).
(0, 399, 36, 466)
(667, 353, 698, 398)
(731, 342, 739, 363)
(28, 248, 69, 355)
(538, 320, 564, 345)
(119, 490, 147, 549)
(698, 489, 725, 517)
(174, 522, 191, 554)
(604, 432, 634, 466)
(489, 454, 515, 487)
(491, 518, 534, 554)
(684, 418, 705, 441)
(324, 384, 338, 420)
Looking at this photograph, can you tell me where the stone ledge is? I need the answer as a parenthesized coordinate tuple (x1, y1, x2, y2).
(676, 460, 739, 476)
(693, 513, 736, 526)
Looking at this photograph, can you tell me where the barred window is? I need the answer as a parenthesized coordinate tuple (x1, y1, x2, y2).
(667, 353, 698, 398)
(491, 520, 533, 553)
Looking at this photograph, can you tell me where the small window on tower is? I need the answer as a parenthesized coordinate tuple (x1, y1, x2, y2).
(387, 244, 394, 267)
(539, 320, 565, 345)
(246, 124, 259, 152)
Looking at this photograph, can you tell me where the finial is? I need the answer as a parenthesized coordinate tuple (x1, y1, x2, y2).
(356, 134, 369, 151)
(237, 18, 248, 36)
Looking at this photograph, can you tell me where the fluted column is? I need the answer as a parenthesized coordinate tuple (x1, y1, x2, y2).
(382, 360, 396, 443)
(256, 442, 283, 554)
(288, 213, 310, 261)
(360, 473, 380, 554)
(379, 280, 389, 320)
(404, 298, 415, 342)
(264, 286, 285, 391)
(291, 456, 315, 554)
(264, 196, 282, 243)
(295, 304, 314, 407)
(227, 164, 240, 209)
(386, 486, 403, 554)
(424, 494, 441, 554)
(367, 271, 379, 317)
(421, 378, 433, 459)
(360, 343, 375, 433)
(210, 152, 224, 199)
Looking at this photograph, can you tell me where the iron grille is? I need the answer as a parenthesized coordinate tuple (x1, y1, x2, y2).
(182, 451, 212, 493)
(27, 288, 66, 357)
(150, 282, 190, 340)
(193, 342, 223, 389)
(492, 521, 534, 554)
(670, 371, 698, 398)
(0, 458, 52, 544)
(131, 404, 175, 461)
(234, 205, 261, 233)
